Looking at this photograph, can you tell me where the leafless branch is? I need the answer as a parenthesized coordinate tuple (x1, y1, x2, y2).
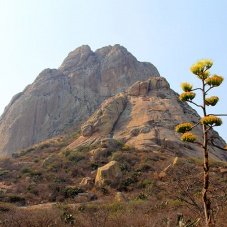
(187, 100, 204, 109)
(205, 85, 214, 94)
(192, 88, 203, 92)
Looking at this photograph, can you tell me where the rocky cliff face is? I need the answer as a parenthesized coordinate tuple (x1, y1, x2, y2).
(69, 77, 227, 161)
(0, 45, 159, 155)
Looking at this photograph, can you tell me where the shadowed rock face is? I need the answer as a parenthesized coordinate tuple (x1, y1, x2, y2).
(70, 77, 227, 161)
(0, 45, 159, 155)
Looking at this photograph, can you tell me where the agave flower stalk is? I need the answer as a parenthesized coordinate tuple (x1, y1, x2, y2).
(176, 59, 227, 227)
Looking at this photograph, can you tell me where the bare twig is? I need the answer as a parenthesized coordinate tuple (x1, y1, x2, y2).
(187, 100, 204, 109)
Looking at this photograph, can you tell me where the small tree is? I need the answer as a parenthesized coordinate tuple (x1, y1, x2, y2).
(176, 59, 227, 226)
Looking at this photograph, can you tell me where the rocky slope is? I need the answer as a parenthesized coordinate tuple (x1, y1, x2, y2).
(68, 77, 227, 161)
(0, 45, 159, 155)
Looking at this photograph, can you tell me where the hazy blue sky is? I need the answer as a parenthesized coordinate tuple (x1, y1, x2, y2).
(0, 0, 227, 141)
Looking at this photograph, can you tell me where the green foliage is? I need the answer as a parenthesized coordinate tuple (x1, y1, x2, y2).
(200, 115, 222, 126)
(111, 151, 138, 170)
(205, 74, 224, 86)
(58, 205, 75, 225)
(181, 82, 193, 92)
(100, 187, 109, 195)
(21, 167, 33, 174)
(7, 194, 26, 205)
(180, 132, 196, 143)
(136, 162, 153, 172)
(63, 187, 84, 198)
(136, 193, 147, 200)
(179, 92, 196, 101)
(168, 199, 184, 207)
(175, 122, 193, 133)
(121, 144, 132, 151)
(138, 179, 153, 189)
(0, 170, 9, 177)
(105, 202, 124, 213)
(21, 168, 42, 181)
(122, 177, 137, 187)
(65, 150, 86, 163)
(30, 171, 43, 181)
(205, 96, 219, 106)
(27, 184, 39, 195)
(61, 211, 75, 225)
(75, 145, 93, 153)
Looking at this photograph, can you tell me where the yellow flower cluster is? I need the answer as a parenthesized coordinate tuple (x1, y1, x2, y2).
(190, 59, 213, 78)
(200, 115, 222, 126)
(175, 122, 193, 133)
(205, 75, 224, 87)
(205, 96, 219, 106)
(181, 82, 193, 92)
(179, 92, 196, 102)
(181, 132, 197, 143)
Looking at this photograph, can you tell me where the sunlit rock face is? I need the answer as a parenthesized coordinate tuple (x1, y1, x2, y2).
(0, 44, 159, 155)
(69, 77, 227, 161)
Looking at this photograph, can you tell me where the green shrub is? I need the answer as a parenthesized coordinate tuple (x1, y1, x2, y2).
(90, 162, 99, 170)
(136, 163, 154, 172)
(0, 170, 9, 177)
(7, 195, 26, 205)
(111, 151, 138, 167)
(27, 185, 39, 195)
(76, 145, 91, 153)
(30, 171, 43, 182)
(105, 202, 124, 213)
(136, 193, 147, 200)
(65, 150, 86, 163)
(168, 199, 184, 207)
(138, 179, 153, 189)
(100, 187, 109, 195)
(63, 187, 84, 198)
(54, 177, 67, 184)
(21, 167, 33, 174)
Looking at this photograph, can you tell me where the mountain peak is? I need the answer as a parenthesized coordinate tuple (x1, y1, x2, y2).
(59, 45, 93, 72)
(0, 45, 159, 155)
(60, 44, 139, 74)
(69, 45, 92, 55)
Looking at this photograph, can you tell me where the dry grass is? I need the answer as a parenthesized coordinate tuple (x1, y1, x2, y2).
(0, 134, 226, 226)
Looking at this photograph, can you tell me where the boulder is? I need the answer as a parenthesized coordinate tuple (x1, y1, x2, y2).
(219, 168, 227, 177)
(127, 80, 150, 96)
(79, 177, 94, 189)
(81, 93, 127, 136)
(95, 161, 122, 187)
(89, 148, 110, 161)
(81, 125, 93, 137)
(114, 192, 128, 202)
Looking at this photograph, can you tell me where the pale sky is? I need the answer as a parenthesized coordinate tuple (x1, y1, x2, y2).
(0, 0, 227, 142)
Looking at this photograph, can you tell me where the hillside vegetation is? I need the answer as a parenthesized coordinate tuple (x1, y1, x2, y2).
(0, 132, 226, 226)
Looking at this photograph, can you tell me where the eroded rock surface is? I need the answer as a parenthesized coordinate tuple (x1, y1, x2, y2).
(0, 45, 159, 155)
(70, 77, 227, 161)
(95, 161, 122, 186)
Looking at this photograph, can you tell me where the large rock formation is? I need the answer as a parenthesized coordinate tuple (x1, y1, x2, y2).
(95, 161, 122, 187)
(0, 45, 159, 155)
(69, 77, 227, 161)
